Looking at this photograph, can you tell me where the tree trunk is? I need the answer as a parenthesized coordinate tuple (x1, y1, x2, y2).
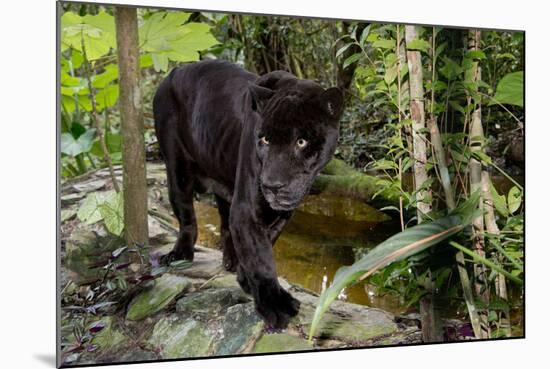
(405, 26, 432, 223)
(405, 25, 439, 343)
(115, 7, 149, 260)
(466, 29, 490, 338)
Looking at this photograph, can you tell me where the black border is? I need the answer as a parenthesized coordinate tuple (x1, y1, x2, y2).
(56, 1, 527, 368)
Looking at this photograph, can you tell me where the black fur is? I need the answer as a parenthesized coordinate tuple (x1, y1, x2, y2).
(153, 60, 343, 328)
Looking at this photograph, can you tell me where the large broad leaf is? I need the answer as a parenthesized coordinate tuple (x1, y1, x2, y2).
(61, 11, 116, 60)
(490, 71, 524, 108)
(99, 191, 124, 236)
(95, 84, 119, 111)
(139, 12, 219, 71)
(61, 129, 96, 157)
(308, 193, 481, 340)
(77, 190, 114, 225)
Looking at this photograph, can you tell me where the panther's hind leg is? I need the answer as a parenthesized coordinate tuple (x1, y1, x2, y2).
(215, 194, 238, 272)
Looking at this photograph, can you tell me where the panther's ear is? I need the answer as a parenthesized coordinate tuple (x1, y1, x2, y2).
(319, 87, 344, 120)
(248, 83, 275, 113)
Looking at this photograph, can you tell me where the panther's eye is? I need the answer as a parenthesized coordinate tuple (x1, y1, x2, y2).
(260, 136, 269, 145)
(296, 138, 308, 148)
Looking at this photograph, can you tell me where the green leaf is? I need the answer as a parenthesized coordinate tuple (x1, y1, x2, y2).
(96, 84, 119, 111)
(99, 191, 124, 236)
(372, 39, 395, 49)
(77, 190, 114, 225)
(384, 65, 398, 85)
(91, 64, 118, 88)
(490, 71, 524, 108)
(90, 132, 122, 157)
(342, 53, 361, 69)
(359, 25, 371, 46)
(335, 43, 353, 59)
(308, 192, 481, 340)
(465, 50, 486, 60)
(490, 183, 509, 217)
(507, 186, 522, 214)
(61, 129, 96, 157)
(406, 39, 431, 53)
(61, 11, 116, 60)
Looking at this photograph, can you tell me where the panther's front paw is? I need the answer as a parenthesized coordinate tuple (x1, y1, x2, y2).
(160, 248, 194, 266)
(254, 280, 300, 329)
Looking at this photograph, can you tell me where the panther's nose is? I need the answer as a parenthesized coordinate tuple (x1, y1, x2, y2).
(263, 180, 285, 193)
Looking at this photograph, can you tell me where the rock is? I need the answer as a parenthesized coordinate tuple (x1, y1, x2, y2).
(203, 273, 240, 289)
(173, 246, 224, 279)
(291, 289, 399, 343)
(371, 326, 422, 346)
(119, 348, 158, 362)
(253, 333, 312, 353)
(61, 192, 86, 205)
(89, 316, 128, 351)
(126, 274, 192, 321)
(64, 223, 126, 285)
(148, 215, 171, 244)
(148, 315, 214, 359)
(176, 287, 250, 317)
(213, 302, 264, 355)
(73, 179, 106, 193)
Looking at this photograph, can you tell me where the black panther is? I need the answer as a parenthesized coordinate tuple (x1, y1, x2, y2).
(153, 60, 343, 328)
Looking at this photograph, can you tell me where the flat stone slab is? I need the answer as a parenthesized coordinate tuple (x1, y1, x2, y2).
(176, 287, 250, 317)
(126, 274, 191, 321)
(148, 314, 214, 359)
(212, 302, 264, 356)
(290, 288, 399, 344)
(253, 333, 313, 353)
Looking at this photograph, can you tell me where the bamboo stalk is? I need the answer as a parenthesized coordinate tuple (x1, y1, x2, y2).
(405, 25, 438, 342)
(482, 171, 512, 337)
(466, 29, 490, 339)
(405, 25, 432, 223)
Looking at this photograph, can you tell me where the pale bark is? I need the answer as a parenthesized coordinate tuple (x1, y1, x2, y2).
(466, 29, 490, 339)
(481, 171, 512, 337)
(405, 25, 432, 223)
(405, 25, 439, 343)
(115, 7, 149, 257)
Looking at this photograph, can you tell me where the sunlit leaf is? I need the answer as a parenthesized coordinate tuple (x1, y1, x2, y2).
(61, 129, 96, 157)
(507, 186, 522, 214)
(406, 39, 431, 53)
(490, 71, 524, 108)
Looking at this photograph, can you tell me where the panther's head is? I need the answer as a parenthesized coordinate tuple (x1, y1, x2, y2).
(249, 71, 344, 211)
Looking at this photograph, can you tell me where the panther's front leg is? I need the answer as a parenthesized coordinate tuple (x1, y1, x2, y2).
(229, 210, 300, 329)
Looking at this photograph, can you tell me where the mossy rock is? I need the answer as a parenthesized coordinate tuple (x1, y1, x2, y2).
(253, 333, 313, 353)
(126, 274, 191, 321)
(148, 315, 214, 359)
(89, 316, 128, 352)
(213, 302, 264, 355)
(176, 287, 250, 317)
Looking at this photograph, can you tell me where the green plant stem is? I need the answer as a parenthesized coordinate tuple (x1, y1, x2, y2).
(449, 241, 523, 285)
